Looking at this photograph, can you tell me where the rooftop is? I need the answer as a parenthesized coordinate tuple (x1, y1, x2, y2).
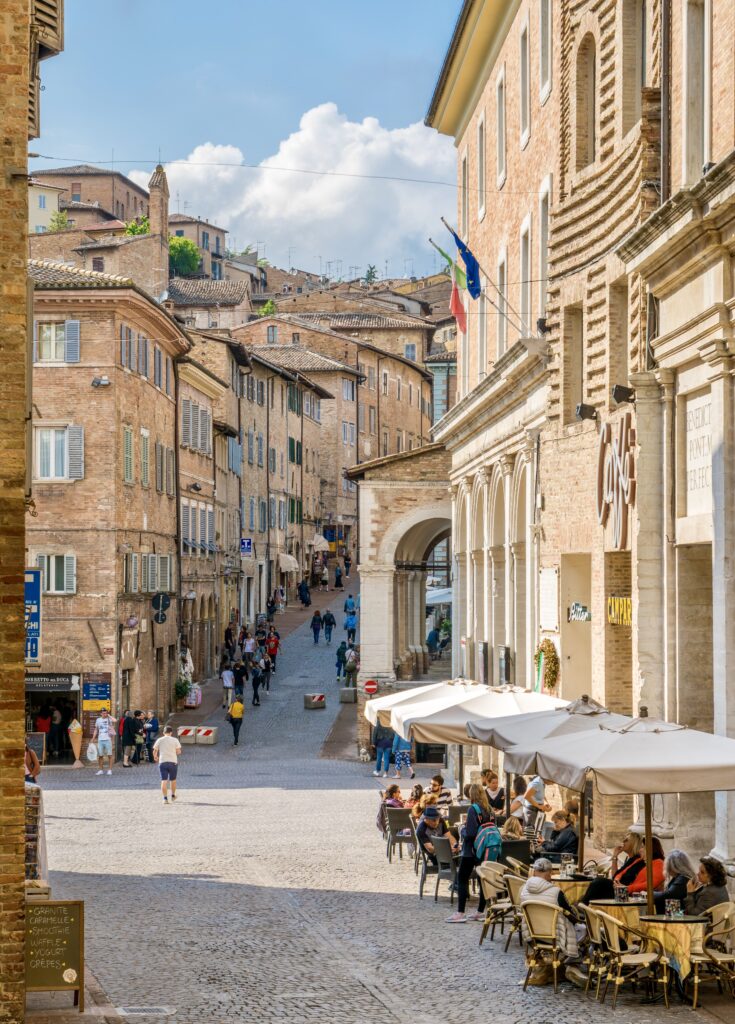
(169, 213, 227, 232)
(28, 258, 133, 288)
(247, 344, 361, 377)
(32, 164, 149, 193)
(288, 310, 430, 331)
(168, 278, 249, 308)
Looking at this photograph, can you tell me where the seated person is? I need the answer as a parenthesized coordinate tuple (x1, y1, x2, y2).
(520, 857, 579, 959)
(581, 831, 665, 903)
(564, 798, 580, 832)
(382, 784, 404, 808)
(428, 774, 453, 808)
(416, 805, 457, 865)
(501, 815, 524, 840)
(536, 810, 579, 863)
(426, 627, 440, 655)
(481, 769, 505, 812)
(685, 856, 730, 915)
(404, 783, 424, 809)
(654, 848, 696, 914)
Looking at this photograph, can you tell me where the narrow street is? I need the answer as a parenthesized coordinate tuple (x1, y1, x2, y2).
(37, 600, 699, 1024)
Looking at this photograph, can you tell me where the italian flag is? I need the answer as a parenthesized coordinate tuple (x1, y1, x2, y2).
(449, 263, 467, 334)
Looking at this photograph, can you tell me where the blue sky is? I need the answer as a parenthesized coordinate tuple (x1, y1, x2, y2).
(34, 1, 461, 278)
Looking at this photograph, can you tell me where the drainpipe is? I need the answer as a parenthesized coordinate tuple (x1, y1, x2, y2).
(661, 0, 671, 203)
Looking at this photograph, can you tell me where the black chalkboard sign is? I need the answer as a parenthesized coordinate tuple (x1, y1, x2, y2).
(25, 900, 84, 1012)
(26, 732, 46, 766)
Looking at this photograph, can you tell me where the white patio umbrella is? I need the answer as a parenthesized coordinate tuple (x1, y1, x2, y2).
(525, 709, 735, 912)
(363, 679, 482, 727)
(392, 686, 567, 796)
(466, 695, 633, 864)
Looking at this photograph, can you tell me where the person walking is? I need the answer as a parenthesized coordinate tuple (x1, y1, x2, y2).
(153, 725, 182, 804)
(371, 723, 394, 778)
(261, 651, 273, 693)
(265, 627, 281, 671)
(310, 610, 323, 644)
(446, 784, 494, 923)
(227, 694, 244, 745)
(92, 707, 117, 775)
(322, 609, 336, 645)
(122, 710, 142, 767)
(233, 659, 248, 697)
(251, 655, 264, 706)
(391, 732, 415, 780)
(335, 640, 348, 682)
(220, 663, 235, 708)
(344, 643, 359, 687)
(224, 624, 235, 661)
(343, 593, 356, 615)
(320, 563, 329, 591)
(344, 551, 352, 578)
(144, 710, 159, 763)
(242, 631, 256, 668)
(334, 564, 343, 590)
(24, 741, 41, 784)
(344, 610, 357, 644)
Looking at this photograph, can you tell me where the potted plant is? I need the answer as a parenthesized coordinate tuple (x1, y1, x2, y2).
(174, 675, 190, 710)
(534, 638, 560, 692)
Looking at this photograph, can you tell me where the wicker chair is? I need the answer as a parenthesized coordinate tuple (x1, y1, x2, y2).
(596, 909, 668, 1009)
(686, 900, 735, 1009)
(476, 861, 511, 945)
(521, 901, 564, 994)
(578, 903, 609, 999)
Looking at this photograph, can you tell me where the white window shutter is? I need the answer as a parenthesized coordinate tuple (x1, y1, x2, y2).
(64, 554, 77, 594)
(191, 404, 200, 451)
(143, 338, 149, 377)
(141, 433, 150, 487)
(159, 554, 170, 592)
(182, 399, 191, 446)
(36, 553, 45, 590)
(67, 425, 84, 479)
(147, 553, 157, 593)
(141, 552, 149, 593)
(181, 503, 190, 549)
(200, 507, 207, 553)
(33, 321, 38, 363)
(64, 320, 81, 363)
(131, 553, 139, 593)
(166, 448, 174, 495)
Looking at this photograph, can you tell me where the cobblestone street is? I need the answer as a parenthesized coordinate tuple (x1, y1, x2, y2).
(38, 607, 715, 1024)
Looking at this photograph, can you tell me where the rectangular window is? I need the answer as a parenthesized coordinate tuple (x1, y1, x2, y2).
(269, 447, 276, 473)
(520, 22, 530, 146)
(267, 325, 278, 343)
(288, 436, 296, 462)
(349, 423, 355, 447)
(166, 356, 172, 396)
(38, 194, 46, 209)
(257, 432, 264, 467)
(202, 230, 210, 250)
(397, 377, 402, 401)
(166, 448, 175, 495)
(539, 181, 551, 317)
(460, 153, 468, 239)
(342, 421, 348, 445)
(140, 429, 150, 487)
(540, 0, 552, 100)
(382, 372, 389, 396)
(369, 406, 376, 434)
(249, 498, 256, 531)
(404, 343, 417, 361)
(684, 0, 710, 183)
(155, 440, 164, 493)
(259, 500, 267, 533)
(342, 378, 355, 401)
(71, 183, 81, 202)
(477, 115, 486, 219)
(368, 366, 376, 389)
(563, 304, 584, 424)
(291, 332, 300, 344)
(92, 257, 104, 273)
(269, 497, 276, 529)
(296, 440, 302, 465)
(257, 380, 265, 405)
(154, 347, 162, 388)
(496, 69, 507, 185)
(123, 426, 134, 483)
(358, 404, 365, 432)
(396, 431, 402, 453)
(200, 506, 207, 556)
(37, 323, 65, 362)
(382, 431, 388, 456)
(497, 251, 507, 358)
(181, 502, 190, 552)
(520, 216, 531, 334)
(36, 553, 76, 595)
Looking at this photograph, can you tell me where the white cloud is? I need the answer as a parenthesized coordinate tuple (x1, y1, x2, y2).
(131, 102, 456, 278)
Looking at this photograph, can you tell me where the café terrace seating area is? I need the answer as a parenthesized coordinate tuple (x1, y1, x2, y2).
(368, 682, 735, 1009)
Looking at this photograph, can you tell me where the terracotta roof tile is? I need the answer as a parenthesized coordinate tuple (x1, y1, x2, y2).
(167, 278, 248, 307)
(290, 310, 428, 330)
(247, 344, 360, 376)
(28, 258, 133, 288)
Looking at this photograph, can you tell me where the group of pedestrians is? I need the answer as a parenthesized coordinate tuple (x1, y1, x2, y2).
(370, 723, 415, 779)
(221, 620, 283, 745)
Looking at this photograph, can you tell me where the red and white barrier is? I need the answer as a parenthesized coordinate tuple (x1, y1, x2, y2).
(304, 693, 326, 710)
(195, 726, 218, 745)
(177, 726, 197, 744)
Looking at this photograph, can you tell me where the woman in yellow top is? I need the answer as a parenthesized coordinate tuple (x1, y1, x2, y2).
(227, 697, 244, 746)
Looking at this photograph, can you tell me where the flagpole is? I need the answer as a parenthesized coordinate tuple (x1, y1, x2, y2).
(440, 215, 530, 336)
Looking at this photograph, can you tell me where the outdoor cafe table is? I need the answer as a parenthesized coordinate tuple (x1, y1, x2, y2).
(639, 915, 709, 981)
(552, 876, 590, 905)
(589, 898, 644, 929)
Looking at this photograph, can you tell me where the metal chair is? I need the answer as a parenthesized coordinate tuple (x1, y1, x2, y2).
(521, 901, 564, 994)
(505, 855, 531, 878)
(578, 903, 609, 999)
(385, 807, 413, 863)
(416, 834, 439, 900)
(596, 909, 668, 1008)
(447, 804, 466, 825)
(431, 834, 458, 904)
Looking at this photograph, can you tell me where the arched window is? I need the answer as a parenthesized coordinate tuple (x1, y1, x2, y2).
(576, 34, 597, 169)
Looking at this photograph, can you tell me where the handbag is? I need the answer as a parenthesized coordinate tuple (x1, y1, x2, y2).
(225, 712, 233, 723)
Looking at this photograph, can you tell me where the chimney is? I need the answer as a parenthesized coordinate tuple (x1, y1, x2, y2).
(148, 164, 170, 297)
(148, 164, 169, 240)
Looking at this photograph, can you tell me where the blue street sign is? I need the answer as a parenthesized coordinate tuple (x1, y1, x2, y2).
(240, 537, 253, 557)
(25, 568, 42, 664)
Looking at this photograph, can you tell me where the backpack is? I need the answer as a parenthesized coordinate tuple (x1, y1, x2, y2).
(472, 805, 502, 862)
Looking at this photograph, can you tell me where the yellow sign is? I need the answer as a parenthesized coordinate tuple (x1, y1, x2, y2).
(607, 595, 632, 627)
(82, 699, 111, 712)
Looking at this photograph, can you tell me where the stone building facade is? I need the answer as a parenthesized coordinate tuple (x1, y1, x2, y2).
(1, 3, 62, 1013)
(33, 164, 150, 222)
(169, 213, 227, 279)
(26, 261, 188, 732)
(28, 178, 63, 234)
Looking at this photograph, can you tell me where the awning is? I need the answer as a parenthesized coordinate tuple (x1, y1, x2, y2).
(426, 587, 452, 606)
(311, 534, 330, 552)
(279, 553, 300, 573)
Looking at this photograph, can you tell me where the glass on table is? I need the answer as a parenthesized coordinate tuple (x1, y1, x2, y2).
(665, 899, 681, 919)
(560, 853, 575, 878)
(613, 883, 628, 903)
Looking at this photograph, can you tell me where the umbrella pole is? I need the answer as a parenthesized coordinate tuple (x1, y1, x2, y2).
(578, 790, 586, 869)
(505, 771, 512, 818)
(644, 794, 654, 915)
(457, 744, 464, 798)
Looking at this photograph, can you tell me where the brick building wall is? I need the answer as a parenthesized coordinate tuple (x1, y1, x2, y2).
(32, 168, 150, 222)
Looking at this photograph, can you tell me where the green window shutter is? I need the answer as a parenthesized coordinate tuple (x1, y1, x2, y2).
(296, 441, 302, 465)
(120, 324, 127, 366)
(155, 441, 163, 492)
(181, 503, 190, 551)
(166, 448, 174, 495)
(182, 399, 191, 446)
(123, 426, 133, 482)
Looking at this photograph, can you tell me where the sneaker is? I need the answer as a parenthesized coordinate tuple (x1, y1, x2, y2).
(565, 965, 588, 990)
(163, 797, 168, 803)
(467, 911, 485, 921)
(409, 770, 416, 779)
(171, 794, 176, 801)
(95, 769, 104, 775)
(372, 770, 381, 777)
(445, 913, 467, 924)
(106, 770, 112, 776)
(382, 772, 389, 778)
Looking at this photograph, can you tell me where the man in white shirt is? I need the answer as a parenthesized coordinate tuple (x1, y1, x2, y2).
(92, 708, 117, 776)
(221, 664, 235, 708)
(153, 726, 182, 804)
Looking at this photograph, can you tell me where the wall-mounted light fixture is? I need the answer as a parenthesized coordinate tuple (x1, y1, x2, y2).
(575, 403, 597, 422)
(91, 376, 111, 388)
(611, 384, 636, 405)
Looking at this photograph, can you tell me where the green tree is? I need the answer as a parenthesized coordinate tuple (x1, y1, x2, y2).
(363, 264, 378, 284)
(47, 209, 69, 232)
(258, 298, 277, 317)
(169, 235, 200, 276)
(125, 214, 150, 235)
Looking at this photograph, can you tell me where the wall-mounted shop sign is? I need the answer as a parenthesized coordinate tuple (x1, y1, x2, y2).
(597, 412, 636, 550)
(607, 595, 632, 627)
(567, 602, 591, 622)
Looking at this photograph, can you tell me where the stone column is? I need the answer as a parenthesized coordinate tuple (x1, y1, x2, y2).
(450, 484, 460, 676)
(501, 455, 515, 662)
(464, 480, 475, 678)
(454, 552, 466, 677)
(703, 347, 735, 861)
(357, 564, 397, 683)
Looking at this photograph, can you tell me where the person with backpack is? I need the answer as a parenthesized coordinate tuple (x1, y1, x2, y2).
(344, 611, 357, 643)
(335, 640, 348, 682)
(343, 594, 356, 614)
(390, 732, 415, 779)
(371, 723, 395, 777)
(446, 784, 495, 924)
(322, 609, 336, 645)
(310, 610, 323, 644)
(344, 643, 359, 686)
(260, 651, 273, 694)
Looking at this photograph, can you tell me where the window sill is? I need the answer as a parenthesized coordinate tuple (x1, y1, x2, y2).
(496, 171, 507, 191)
(33, 477, 74, 485)
(478, 206, 486, 223)
(520, 129, 530, 151)
(539, 81, 551, 107)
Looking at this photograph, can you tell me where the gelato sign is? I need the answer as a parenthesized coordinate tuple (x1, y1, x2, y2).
(685, 391, 712, 516)
(597, 413, 636, 550)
